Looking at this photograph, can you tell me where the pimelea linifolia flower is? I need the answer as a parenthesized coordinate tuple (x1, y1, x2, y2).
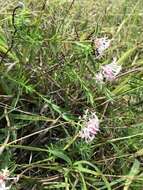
(0, 168, 10, 190)
(0, 168, 19, 190)
(79, 110, 100, 143)
(101, 57, 122, 81)
(94, 37, 111, 58)
(95, 72, 104, 84)
(95, 58, 122, 83)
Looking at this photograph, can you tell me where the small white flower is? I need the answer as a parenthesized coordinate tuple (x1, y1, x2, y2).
(0, 181, 10, 190)
(101, 57, 122, 81)
(95, 72, 104, 83)
(0, 168, 10, 190)
(0, 169, 10, 180)
(79, 110, 100, 143)
(94, 37, 111, 58)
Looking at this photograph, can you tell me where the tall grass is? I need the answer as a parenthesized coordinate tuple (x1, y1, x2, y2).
(0, 0, 143, 189)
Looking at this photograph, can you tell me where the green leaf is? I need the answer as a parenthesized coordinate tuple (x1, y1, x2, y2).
(48, 149, 72, 165)
(11, 113, 55, 122)
(123, 159, 140, 190)
(78, 171, 87, 190)
(74, 161, 111, 190)
(117, 47, 137, 65)
(43, 182, 67, 189)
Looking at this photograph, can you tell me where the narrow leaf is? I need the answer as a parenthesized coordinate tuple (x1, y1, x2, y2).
(123, 159, 140, 190)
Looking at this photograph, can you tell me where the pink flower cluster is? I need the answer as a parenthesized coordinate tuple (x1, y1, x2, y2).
(0, 168, 10, 190)
(96, 57, 122, 83)
(94, 37, 111, 58)
(78, 37, 122, 143)
(0, 168, 19, 190)
(79, 110, 100, 143)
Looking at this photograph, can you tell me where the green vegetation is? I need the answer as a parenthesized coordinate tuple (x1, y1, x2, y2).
(0, 0, 143, 189)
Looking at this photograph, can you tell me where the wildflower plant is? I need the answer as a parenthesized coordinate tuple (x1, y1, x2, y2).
(79, 110, 100, 143)
(0, 0, 143, 189)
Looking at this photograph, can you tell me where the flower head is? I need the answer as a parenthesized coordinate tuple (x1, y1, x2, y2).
(101, 57, 122, 81)
(0, 169, 9, 182)
(79, 110, 100, 142)
(0, 182, 10, 190)
(94, 37, 111, 58)
(95, 58, 122, 84)
(95, 72, 104, 84)
(0, 168, 10, 190)
(0, 168, 19, 190)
